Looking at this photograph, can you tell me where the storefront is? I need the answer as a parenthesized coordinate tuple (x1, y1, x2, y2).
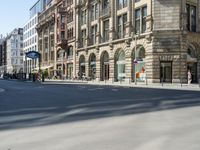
(116, 50, 126, 81)
(101, 51, 109, 81)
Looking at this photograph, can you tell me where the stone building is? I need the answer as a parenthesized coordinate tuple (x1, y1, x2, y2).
(6, 28, 24, 74)
(36, 0, 57, 77)
(0, 38, 7, 74)
(37, 0, 76, 79)
(75, 0, 200, 83)
(56, 0, 76, 79)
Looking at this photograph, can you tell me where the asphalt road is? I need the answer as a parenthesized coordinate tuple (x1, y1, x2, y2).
(0, 79, 200, 150)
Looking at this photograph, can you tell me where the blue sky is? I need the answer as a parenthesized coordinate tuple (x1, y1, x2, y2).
(0, 0, 37, 36)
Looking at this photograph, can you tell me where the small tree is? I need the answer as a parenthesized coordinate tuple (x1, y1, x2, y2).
(43, 69, 48, 78)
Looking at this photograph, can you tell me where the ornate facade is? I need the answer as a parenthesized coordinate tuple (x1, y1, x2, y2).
(37, 0, 76, 79)
(75, 0, 200, 83)
(37, 0, 200, 83)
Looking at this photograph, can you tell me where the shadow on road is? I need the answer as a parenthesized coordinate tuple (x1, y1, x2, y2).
(0, 81, 200, 131)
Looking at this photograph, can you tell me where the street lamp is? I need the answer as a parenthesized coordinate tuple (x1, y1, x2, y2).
(132, 32, 140, 85)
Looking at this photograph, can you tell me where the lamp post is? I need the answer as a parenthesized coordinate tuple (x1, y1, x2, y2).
(132, 32, 140, 85)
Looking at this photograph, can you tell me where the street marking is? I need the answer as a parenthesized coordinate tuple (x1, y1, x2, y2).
(88, 88, 104, 91)
(111, 89, 119, 92)
(0, 88, 5, 93)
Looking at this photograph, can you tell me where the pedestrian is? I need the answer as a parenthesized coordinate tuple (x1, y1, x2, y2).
(188, 70, 192, 84)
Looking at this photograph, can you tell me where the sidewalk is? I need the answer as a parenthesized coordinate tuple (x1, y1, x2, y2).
(42, 79, 200, 91)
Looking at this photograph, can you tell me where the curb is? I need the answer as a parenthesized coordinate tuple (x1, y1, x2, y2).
(42, 80, 200, 91)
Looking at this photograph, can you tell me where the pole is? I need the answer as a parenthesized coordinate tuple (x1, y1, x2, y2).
(135, 35, 137, 85)
(62, 51, 64, 80)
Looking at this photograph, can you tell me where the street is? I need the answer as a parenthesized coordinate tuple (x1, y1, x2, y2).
(0, 79, 200, 150)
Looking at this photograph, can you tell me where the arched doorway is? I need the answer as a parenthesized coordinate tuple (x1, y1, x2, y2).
(89, 53, 96, 79)
(132, 46, 146, 82)
(116, 50, 126, 81)
(79, 55, 85, 78)
(101, 51, 109, 81)
(187, 45, 198, 83)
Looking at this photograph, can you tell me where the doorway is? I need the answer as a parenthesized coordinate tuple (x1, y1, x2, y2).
(101, 51, 109, 81)
(187, 63, 197, 83)
(160, 61, 172, 83)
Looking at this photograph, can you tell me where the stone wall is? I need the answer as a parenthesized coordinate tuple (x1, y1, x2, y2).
(153, 0, 181, 30)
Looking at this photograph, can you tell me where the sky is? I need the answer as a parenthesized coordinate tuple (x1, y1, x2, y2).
(0, 0, 37, 37)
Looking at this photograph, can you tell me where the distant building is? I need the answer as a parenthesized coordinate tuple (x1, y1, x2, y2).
(23, 0, 45, 74)
(6, 28, 24, 74)
(0, 37, 7, 74)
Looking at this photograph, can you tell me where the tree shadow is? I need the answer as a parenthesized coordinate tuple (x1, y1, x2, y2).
(0, 83, 200, 131)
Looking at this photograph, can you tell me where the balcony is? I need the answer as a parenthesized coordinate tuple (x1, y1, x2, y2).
(58, 7, 66, 14)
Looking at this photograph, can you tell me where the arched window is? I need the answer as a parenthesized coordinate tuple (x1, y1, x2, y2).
(89, 53, 96, 79)
(116, 50, 126, 81)
(79, 55, 86, 76)
(187, 46, 197, 58)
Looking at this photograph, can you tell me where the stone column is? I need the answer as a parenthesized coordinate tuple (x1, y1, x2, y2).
(109, 57, 115, 82)
(85, 60, 89, 78)
(95, 57, 101, 81)
(125, 56, 132, 83)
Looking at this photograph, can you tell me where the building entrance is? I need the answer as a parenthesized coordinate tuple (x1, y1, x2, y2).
(101, 51, 109, 81)
(187, 63, 197, 83)
(160, 61, 172, 83)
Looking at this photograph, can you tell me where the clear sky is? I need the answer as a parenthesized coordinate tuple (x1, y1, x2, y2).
(0, 0, 37, 36)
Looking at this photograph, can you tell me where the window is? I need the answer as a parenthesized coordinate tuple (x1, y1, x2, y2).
(117, 14, 127, 39)
(91, 3, 98, 21)
(67, 11, 73, 23)
(81, 29, 86, 47)
(103, 20, 109, 42)
(67, 46, 73, 59)
(103, 0, 109, 9)
(44, 37, 48, 52)
(91, 25, 97, 45)
(61, 31, 65, 39)
(67, 0, 73, 5)
(61, 15, 65, 23)
(50, 35, 54, 50)
(135, 6, 147, 34)
(81, 10, 87, 25)
(51, 51, 54, 60)
(67, 28, 73, 40)
(117, 0, 127, 10)
(142, 7, 147, 33)
(186, 4, 196, 32)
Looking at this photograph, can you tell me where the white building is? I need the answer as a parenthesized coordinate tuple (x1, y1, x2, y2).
(23, 0, 45, 74)
(6, 28, 24, 74)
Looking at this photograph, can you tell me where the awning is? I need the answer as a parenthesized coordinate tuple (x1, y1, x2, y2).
(34, 65, 53, 70)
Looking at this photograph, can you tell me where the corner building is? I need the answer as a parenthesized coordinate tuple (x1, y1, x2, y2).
(75, 0, 200, 83)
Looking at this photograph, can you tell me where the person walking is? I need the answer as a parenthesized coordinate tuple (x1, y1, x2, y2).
(188, 70, 192, 84)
